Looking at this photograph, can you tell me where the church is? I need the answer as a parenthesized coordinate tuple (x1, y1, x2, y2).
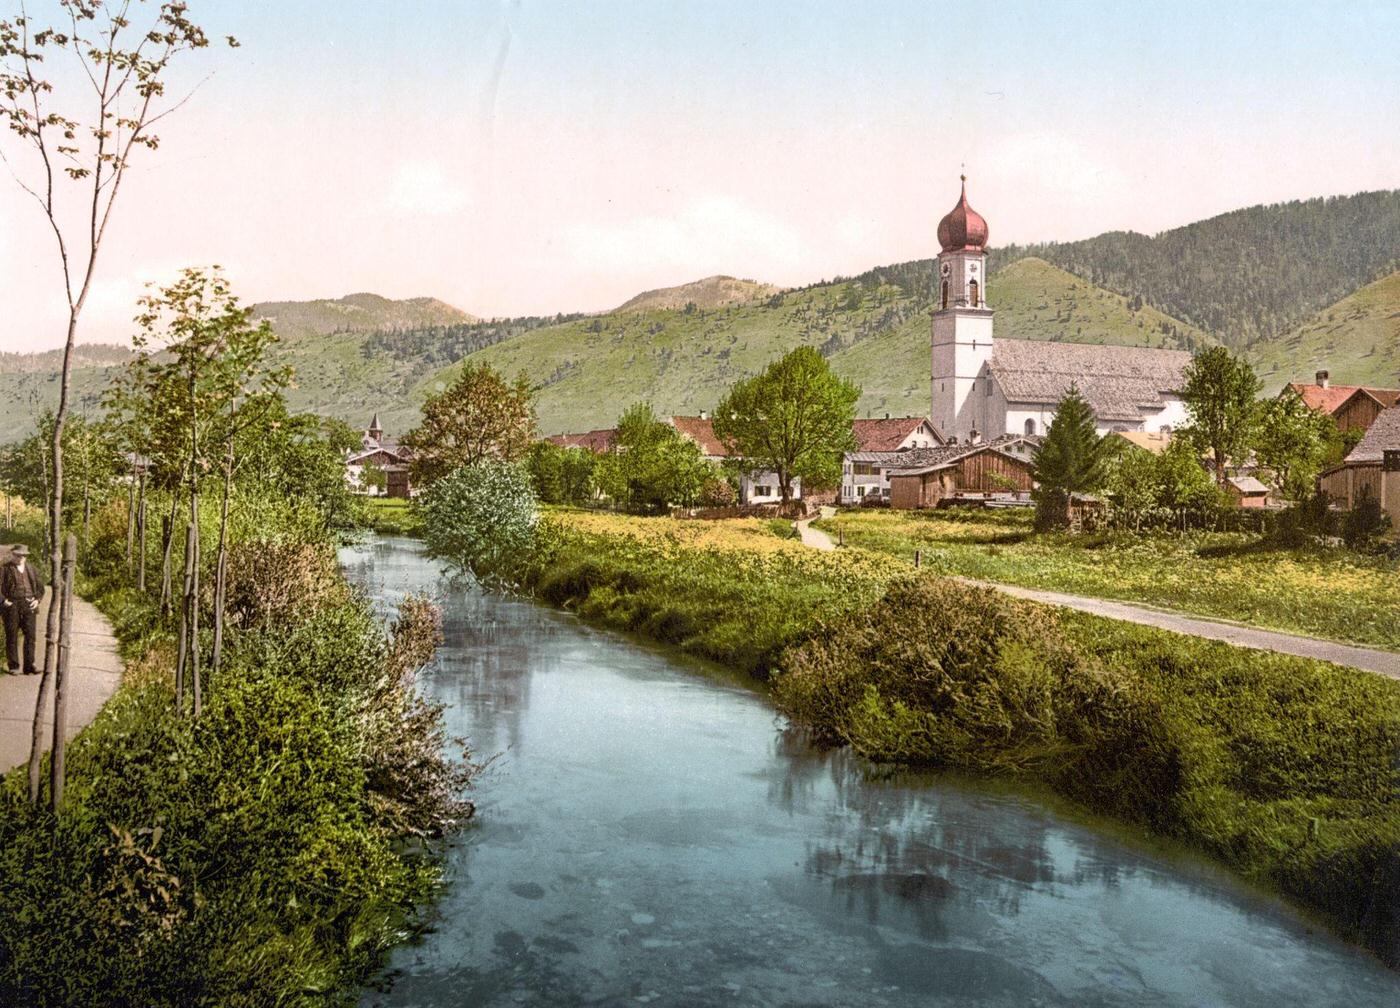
(930, 178, 1192, 442)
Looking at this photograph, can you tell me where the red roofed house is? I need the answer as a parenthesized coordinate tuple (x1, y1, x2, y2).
(841, 416, 945, 503)
(1288, 370, 1400, 434)
(545, 428, 617, 454)
(667, 414, 796, 504)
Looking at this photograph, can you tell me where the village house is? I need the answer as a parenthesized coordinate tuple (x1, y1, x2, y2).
(840, 416, 945, 503)
(344, 414, 412, 498)
(1286, 370, 1400, 434)
(1317, 405, 1400, 526)
(930, 177, 1192, 442)
(885, 434, 1038, 510)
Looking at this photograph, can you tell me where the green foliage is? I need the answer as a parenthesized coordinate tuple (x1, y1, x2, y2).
(1343, 491, 1392, 551)
(1180, 346, 1261, 477)
(417, 460, 539, 583)
(525, 439, 596, 506)
(1031, 387, 1106, 528)
(0, 504, 471, 1005)
(592, 404, 716, 512)
(1253, 387, 1337, 500)
(712, 346, 860, 502)
(362, 496, 421, 536)
(403, 361, 536, 486)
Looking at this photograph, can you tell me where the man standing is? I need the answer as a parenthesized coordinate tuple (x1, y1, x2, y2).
(2, 545, 45, 675)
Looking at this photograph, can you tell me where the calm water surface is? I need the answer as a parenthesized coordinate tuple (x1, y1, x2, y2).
(343, 536, 1399, 1008)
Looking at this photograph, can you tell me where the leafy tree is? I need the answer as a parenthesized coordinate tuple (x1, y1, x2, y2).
(525, 440, 595, 505)
(417, 461, 538, 585)
(1155, 437, 1223, 512)
(1253, 387, 1335, 500)
(359, 458, 389, 496)
(403, 362, 536, 486)
(1180, 346, 1260, 485)
(712, 347, 859, 505)
(1032, 387, 1106, 529)
(593, 404, 714, 512)
(1, 3, 232, 806)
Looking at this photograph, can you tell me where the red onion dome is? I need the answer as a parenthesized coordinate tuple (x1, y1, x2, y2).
(936, 175, 989, 252)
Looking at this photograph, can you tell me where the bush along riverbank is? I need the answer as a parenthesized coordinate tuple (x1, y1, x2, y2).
(454, 503, 1400, 966)
(0, 496, 473, 1006)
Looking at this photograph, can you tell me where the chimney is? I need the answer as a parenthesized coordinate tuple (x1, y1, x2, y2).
(969, 428, 982, 445)
(1316, 370, 1330, 388)
(699, 409, 708, 421)
(884, 412, 890, 420)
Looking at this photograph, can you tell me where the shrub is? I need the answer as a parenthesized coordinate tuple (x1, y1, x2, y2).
(1343, 491, 1391, 550)
(418, 460, 539, 584)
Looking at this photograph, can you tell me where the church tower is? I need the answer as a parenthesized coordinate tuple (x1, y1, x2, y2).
(931, 176, 994, 441)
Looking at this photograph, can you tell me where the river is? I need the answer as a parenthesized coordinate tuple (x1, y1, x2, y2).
(343, 536, 1399, 1008)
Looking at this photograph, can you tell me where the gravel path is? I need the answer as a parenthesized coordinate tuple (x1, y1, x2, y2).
(0, 594, 122, 775)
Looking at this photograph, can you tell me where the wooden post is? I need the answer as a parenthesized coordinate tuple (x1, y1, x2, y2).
(914, 549, 922, 568)
(838, 528, 844, 547)
(50, 533, 77, 811)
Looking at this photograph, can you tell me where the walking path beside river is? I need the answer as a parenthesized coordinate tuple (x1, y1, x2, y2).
(800, 521, 1400, 680)
(0, 596, 122, 775)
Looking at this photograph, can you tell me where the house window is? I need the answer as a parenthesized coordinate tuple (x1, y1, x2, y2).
(856, 485, 868, 497)
(1024, 418, 1036, 435)
(941, 281, 948, 310)
(754, 485, 773, 497)
(853, 462, 877, 476)
(969, 279, 980, 307)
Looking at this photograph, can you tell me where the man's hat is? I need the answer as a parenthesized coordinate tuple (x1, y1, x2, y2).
(11, 544, 29, 557)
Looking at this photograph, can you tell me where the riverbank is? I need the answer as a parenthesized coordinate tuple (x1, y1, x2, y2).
(504, 509, 1400, 965)
(0, 503, 471, 1006)
(816, 508, 1400, 651)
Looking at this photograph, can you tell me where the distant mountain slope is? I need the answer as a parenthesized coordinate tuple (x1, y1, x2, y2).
(419, 257, 1211, 435)
(1250, 271, 1400, 391)
(249, 292, 476, 340)
(613, 275, 780, 313)
(0, 344, 134, 375)
(996, 190, 1400, 347)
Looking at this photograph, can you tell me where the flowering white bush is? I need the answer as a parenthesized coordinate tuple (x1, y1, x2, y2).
(418, 461, 539, 584)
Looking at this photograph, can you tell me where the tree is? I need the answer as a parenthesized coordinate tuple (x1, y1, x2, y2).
(1253, 388, 1335, 501)
(525, 440, 596, 506)
(1, 2, 232, 806)
(1032, 387, 1107, 529)
(1179, 347, 1260, 485)
(593, 404, 714, 512)
(417, 460, 539, 585)
(403, 362, 536, 486)
(712, 347, 860, 505)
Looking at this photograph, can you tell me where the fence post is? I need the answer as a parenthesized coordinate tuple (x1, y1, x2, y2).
(838, 528, 844, 547)
(914, 549, 922, 568)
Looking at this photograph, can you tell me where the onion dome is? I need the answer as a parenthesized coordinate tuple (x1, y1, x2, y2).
(936, 175, 989, 253)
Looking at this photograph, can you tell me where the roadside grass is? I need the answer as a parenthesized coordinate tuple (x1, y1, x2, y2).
(815, 508, 1400, 650)
(362, 495, 421, 536)
(520, 509, 1400, 964)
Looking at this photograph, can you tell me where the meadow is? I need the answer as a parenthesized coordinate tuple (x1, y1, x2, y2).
(815, 507, 1400, 650)
(512, 508, 1400, 963)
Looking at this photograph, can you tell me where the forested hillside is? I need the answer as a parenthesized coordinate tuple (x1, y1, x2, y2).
(995, 190, 1400, 346)
(1251, 270, 1400, 390)
(419, 257, 1211, 434)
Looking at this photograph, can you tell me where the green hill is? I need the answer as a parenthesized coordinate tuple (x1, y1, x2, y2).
(249, 292, 476, 340)
(1250, 271, 1400, 391)
(613, 275, 780, 313)
(418, 257, 1213, 435)
(996, 189, 1400, 347)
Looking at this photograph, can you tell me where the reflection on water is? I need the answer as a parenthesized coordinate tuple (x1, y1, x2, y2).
(344, 536, 1399, 1008)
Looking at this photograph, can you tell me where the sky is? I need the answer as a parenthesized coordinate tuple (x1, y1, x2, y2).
(2, 0, 1399, 350)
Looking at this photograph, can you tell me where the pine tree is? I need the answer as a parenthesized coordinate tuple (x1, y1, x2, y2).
(1032, 387, 1106, 529)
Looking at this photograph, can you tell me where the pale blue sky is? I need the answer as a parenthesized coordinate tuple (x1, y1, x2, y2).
(3, 1, 1398, 347)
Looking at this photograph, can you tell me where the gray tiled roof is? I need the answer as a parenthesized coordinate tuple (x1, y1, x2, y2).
(882, 434, 1037, 474)
(1346, 406, 1400, 463)
(990, 340, 1192, 422)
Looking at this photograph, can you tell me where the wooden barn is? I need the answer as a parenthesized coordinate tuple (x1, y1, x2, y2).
(1288, 371, 1400, 434)
(886, 438, 1036, 510)
(1317, 405, 1400, 526)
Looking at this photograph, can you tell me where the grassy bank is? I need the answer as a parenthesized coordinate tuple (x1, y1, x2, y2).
(362, 496, 422, 536)
(518, 509, 1400, 964)
(0, 501, 470, 1006)
(816, 508, 1400, 650)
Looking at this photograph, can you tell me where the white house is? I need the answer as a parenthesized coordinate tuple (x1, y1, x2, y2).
(930, 177, 1192, 442)
(841, 416, 945, 503)
(344, 413, 412, 497)
(668, 415, 799, 504)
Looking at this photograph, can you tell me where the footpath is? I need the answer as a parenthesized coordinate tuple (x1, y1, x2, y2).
(0, 595, 122, 775)
(796, 519, 1400, 681)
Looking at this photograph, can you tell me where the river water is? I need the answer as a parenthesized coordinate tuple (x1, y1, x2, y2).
(343, 536, 1399, 1008)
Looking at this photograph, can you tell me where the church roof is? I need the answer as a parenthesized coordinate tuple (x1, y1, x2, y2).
(990, 340, 1192, 422)
(937, 176, 989, 253)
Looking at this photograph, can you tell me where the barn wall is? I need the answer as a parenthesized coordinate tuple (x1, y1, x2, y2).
(1317, 467, 1353, 504)
(1335, 396, 1384, 433)
(889, 475, 923, 510)
(954, 450, 1035, 491)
